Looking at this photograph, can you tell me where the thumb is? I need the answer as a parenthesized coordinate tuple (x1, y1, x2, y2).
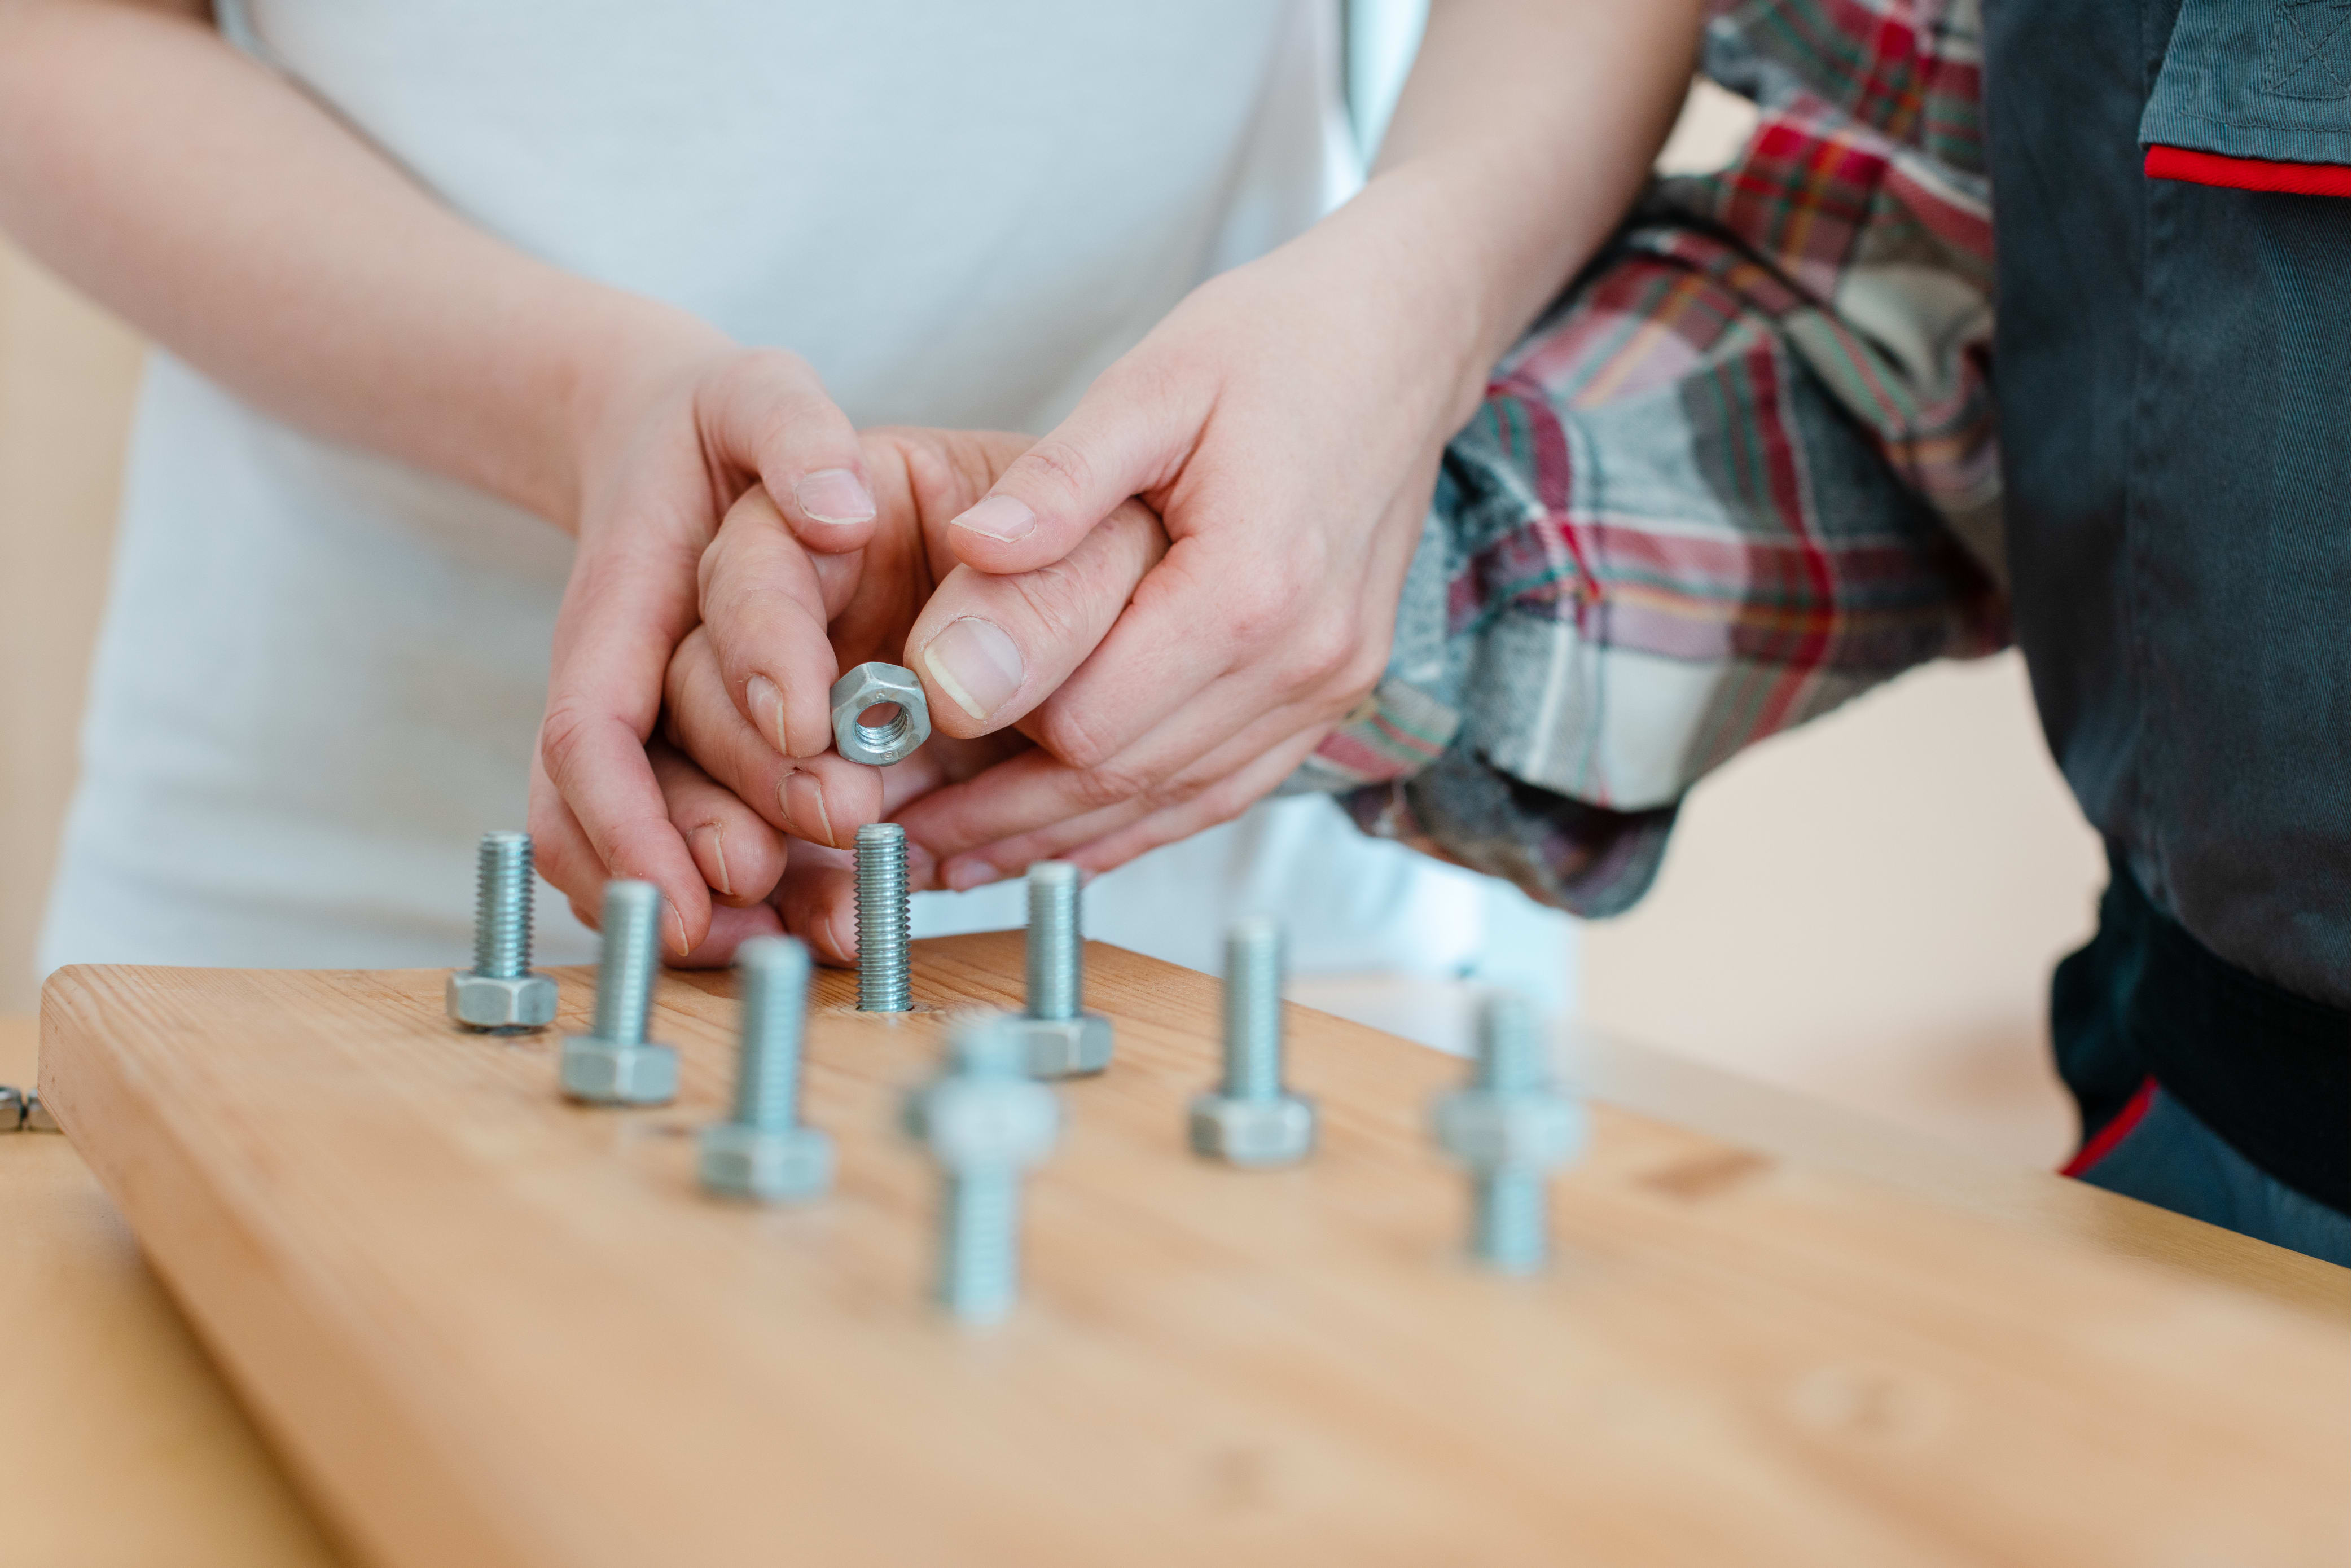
(945, 363, 1199, 574)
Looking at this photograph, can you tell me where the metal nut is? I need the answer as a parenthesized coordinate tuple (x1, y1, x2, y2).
(0, 1086, 24, 1132)
(698, 1122, 834, 1201)
(1006, 1013, 1113, 1079)
(559, 1037, 680, 1105)
(829, 662, 931, 766)
(903, 1074, 1060, 1169)
(1431, 1089, 1583, 1171)
(1188, 1092, 1317, 1166)
(446, 970, 559, 1032)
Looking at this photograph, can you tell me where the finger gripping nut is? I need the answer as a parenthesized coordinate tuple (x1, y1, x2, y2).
(830, 662, 931, 766)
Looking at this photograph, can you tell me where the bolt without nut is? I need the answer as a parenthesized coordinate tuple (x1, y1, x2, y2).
(559, 880, 679, 1105)
(855, 823, 912, 1012)
(1188, 916, 1316, 1166)
(903, 1014, 1061, 1323)
(1430, 991, 1585, 1273)
(447, 831, 559, 1033)
(700, 936, 833, 1201)
(1007, 861, 1112, 1077)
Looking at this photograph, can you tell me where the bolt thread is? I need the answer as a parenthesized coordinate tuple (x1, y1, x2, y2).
(473, 832, 533, 978)
(940, 1168, 1021, 1322)
(734, 937, 810, 1132)
(591, 880, 662, 1046)
(1025, 862, 1081, 1021)
(1472, 1169, 1549, 1272)
(1221, 917, 1285, 1100)
(1475, 990, 1546, 1093)
(855, 823, 911, 1012)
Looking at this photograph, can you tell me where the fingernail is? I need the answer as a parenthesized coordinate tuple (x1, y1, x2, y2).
(666, 906, 692, 959)
(779, 768, 835, 846)
(921, 617, 1025, 722)
(689, 824, 732, 897)
(950, 494, 1035, 543)
(944, 857, 1006, 892)
(745, 674, 789, 754)
(794, 468, 875, 525)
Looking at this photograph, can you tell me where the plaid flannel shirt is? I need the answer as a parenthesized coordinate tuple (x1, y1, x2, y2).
(1291, 0, 2008, 916)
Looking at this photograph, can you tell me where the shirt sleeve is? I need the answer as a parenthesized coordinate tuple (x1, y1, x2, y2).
(1284, 0, 2007, 916)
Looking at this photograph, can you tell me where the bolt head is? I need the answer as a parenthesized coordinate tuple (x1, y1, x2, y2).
(559, 1036, 679, 1105)
(446, 970, 559, 1032)
(828, 662, 931, 766)
(1188, 1092, 1317, 1167)
(698, 1122, 834, 1201)
(903, 1075, 1059, 1169)
(1431, 1089, 1584, 1172)
(1006, 1012, 1113, 1078)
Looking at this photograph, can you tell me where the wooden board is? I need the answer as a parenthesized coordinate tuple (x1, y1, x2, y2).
(39, 938, 2347, 1568)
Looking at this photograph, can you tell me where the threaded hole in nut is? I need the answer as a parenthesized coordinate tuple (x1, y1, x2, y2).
(855, 702, 910, 752)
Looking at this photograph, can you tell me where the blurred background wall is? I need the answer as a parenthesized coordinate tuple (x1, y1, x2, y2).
(0, 68, 2103, 1169)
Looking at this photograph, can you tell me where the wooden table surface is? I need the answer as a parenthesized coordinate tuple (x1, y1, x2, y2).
(6, 958, 2344, 1568)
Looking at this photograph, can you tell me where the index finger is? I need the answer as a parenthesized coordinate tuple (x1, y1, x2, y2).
(541, 529, 711, 956)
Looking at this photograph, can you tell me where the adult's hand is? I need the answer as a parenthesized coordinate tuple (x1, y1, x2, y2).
(887, 0, 1704, 889)
(882, 187, 1464, 890)
(528, 338, 881, 954)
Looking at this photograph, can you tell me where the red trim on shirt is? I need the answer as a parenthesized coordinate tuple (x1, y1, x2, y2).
(2061, 1075, 2160, 1178)
(2145, 145, 2351, 197)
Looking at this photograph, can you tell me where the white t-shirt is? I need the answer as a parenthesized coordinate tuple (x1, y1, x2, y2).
(41, 0, 1570, 998)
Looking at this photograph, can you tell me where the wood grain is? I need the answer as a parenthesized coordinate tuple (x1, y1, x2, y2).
(0, 1016, 344, 1567)
(40, 939, 2348, 1568)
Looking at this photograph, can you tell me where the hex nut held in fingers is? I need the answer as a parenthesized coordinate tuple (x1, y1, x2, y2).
(830, 662, 931, 766)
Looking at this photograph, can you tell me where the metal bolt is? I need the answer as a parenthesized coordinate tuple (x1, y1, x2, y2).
(1430, 991, 1586, 1273)
(446, 831, 559, 1033)
(902, 1014, 1061, 1324)
(856, 822, 911, 1012)
(1007, 861, 1112, 1077)
(559, 880, 679, 1105)
(1187, 917, 1316, 1166)
(700, 937, 833, 1201)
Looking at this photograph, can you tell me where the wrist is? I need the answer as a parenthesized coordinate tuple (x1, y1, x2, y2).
(548, 292, 734, 535)
(1304, 164, 1552, 432)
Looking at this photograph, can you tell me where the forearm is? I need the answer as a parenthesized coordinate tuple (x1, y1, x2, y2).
(1346, 0, 1705, 423)
(0, 0, 719, 528)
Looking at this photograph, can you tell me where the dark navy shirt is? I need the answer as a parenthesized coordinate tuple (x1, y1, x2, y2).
(1986, 0, 2350, 1009)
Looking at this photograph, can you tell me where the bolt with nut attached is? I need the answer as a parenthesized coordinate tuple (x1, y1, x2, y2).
(855, 823, 912, 1012)
(1430, 991, 1585, 1273)
(1007, 861, 1112, 1077)
(700, 936, 833, 1202)
(446, 831, 558, 1033)
(1188, 916, 1316, 1166)
(559, 880, 679, 1105)
(902, 1013, 1061, 1324)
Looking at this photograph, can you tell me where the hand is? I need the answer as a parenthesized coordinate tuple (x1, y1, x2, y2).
(646, 425, 1170, 964)
(528, 335, 884, 955)
(884, 183, 1491, 889)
